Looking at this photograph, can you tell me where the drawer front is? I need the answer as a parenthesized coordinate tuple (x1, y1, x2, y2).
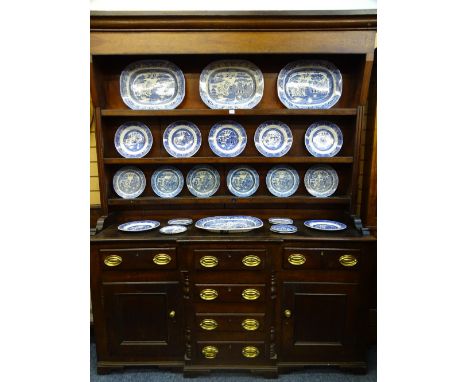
(196, 313, 265, 333)
(194, 249, 266, 271)
(195, 284, 266, 303)
(196, 341, 267, 363)
(100, 248, 177, 270)
(283, 247, 360, 270)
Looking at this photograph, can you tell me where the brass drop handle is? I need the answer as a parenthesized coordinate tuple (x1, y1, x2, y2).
(288, 254, 306, 266)
(241, 318, 259, 331)
(169, 310, 175, 318)
(200, 255, 218, 268)
(242, 255, 261, 267)
(104, 255, 122, 267)
(200, 289, 218, 301)
(284, 309, 292, 318)
(202, 345, 218, 359)
(242, 288, 260, 301)
(242, 346, 260, 358)
(200, 319, 218, 331)
(339, 254, 358, 267)
(153, 253, 172, 265)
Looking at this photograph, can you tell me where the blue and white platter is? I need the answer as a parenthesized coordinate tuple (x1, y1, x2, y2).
(159, 225, 187, 234)
(118, 220, 160, 232)
(113, 166, 146, 199)
(227, 166, 259, 197)
(150, 166, 184, 198)
(186, 165, 220, 198)
(120, 60, 185, 110)
(277, 60, 342, 109)
(268, 217, 293, 225)
(114, 122, 153, 158)
(304, 165, 339, 197)
(163, 121, 201, 158)
(208, 120, 247, 157)
(304, 219, 347, 231)
(199, 60, 264, 109)
(195, 216, 263, 233)
(270, 224, 297, 234)
(305, 121, 343, 157)
(254, 121, 293, 157)
(168, 218, 193, 226)
(266, 165, 300, 197)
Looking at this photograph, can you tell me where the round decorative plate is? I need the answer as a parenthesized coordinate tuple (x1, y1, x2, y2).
(199, 60, 264, 109)
(168, 218, 193, 226)
(227, 166, 259, 197)
(118, 220, 160, 232)
(208, 121, 247, 157)
(120, 60, 185, 110)
(159, 225, 187, 234)
(254, 121, 293, 157)
(268, 217, 293, 225)
(304, 219, 347, 231)
(266, 165, 300, 197)
(186, 165, 220, 198)
(305, 121, 343, 157)
(277, 60, 342, 109)
(270, 224, 297, 234)
(113, 166, 146, 199)
(195, 216, 263, 233)
(150, 166, 184, 198)
(163, 121, 201, 158)
(114, 122, 153, 158)
(304, 165, 339, 197)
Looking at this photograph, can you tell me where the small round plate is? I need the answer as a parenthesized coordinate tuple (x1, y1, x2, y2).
(186, 165, 220, 198)
(151, 166, 184, 198)
(113, 166, 146, 199)
(270, 224, 297, 234)
(118, 220, 160, 232)
(114, 122, 153, 158)
(305, 121, 343, 157)
(159, 225, 187, 234)
(304, 165, 339, 197)
(163, 121, 202, 158)
(254, 121, 293, 157)
(304, 220, 347, 231)
(208, 120, 247, 157)
(168, 218, 193, 226)
(268, 217, 293, 225)
(227, 166, 259, 197)
(266, 165, 300, 197)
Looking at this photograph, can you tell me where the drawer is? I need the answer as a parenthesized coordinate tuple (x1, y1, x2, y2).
(99, 247, 177, 270)
(195, 284, 266, 303)
(193, 249, 266, 271)
(195, 313, 265, 333)
(283, 247, 360, 270)
(196, 341, 267, 363)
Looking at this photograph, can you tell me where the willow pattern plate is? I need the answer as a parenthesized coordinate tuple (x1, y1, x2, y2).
(195, 216, 263, 233)
(270, 224, 297, 234)
(163, 121, 201, 158)
(254, 121, 293, 157)
(113, 166, 146, 199)
(186, 165, 220, 198)
(168, 218, 193, 226)
(268, 217, 293, 225)
(118, 220, 160, 232)
(304, 165, 339, 197)
(305, 121, 343, 157)
(227, 166, 259, 197)
(150, 166, 184, 198)
(266, 165, 300, 197)
(208, 121, 247, 157)
(114, 122, 153, 158)
(304, 219, 347, 231)
(159, 225, 187, 234)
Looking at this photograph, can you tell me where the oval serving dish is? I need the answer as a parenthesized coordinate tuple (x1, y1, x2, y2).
(195, 216, 263, 233)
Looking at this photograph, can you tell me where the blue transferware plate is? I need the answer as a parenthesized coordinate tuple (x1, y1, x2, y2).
(277, 60, 342, 109)
(227, 166, 259, 197)
(118, 220, 160, 232)
(304, 219, 347, 231)
(254, 121, 293, 157)
(305, 121, 343, 157)
(208, 120, 247, 157)
(186, 165, 220, 198)
(268, 217, 293, 225)
(113, 166, 146, 199)
(195, 216, 263, 233)
(120, 60, 185, 110)
(168, 218, 193, 226)
(270, 224, 297, 234)
(163, 121, 201, 158)
(159, 225, 187, 234)
(304, 165, 339, 197)
(114, 122, 153, 158)
(150, 166, 184, 198)
(266, 165, 300, 197)
(199, 60, 264, 109)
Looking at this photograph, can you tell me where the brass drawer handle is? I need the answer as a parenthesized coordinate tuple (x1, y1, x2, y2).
(288, 254, 306, 266)
(241, 318, 259, 331)
(169, 310, 175, 318)
(153, 253, 172, 265)
(284, 309, 292, 318)
(200, 319, 218, 331)
(104, 255, 122, 267)
(242, 255, 261, 267)
(200, 289, 218, 301)
(202, 345, 218, 359)
(242, 288, 260, 301)
(200, 255, 218, 268)
(339, 254, 358, 267)
(242, 346, 259, 358)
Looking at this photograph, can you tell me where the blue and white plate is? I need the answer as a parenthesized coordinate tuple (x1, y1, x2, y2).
(159, 225, 187, 234)
(208, 121, 247, 157)
(168, 218, 193, 226)
(227, 166, 259, 197)
(163, 121, 201, 158)
(304, 219, 347, 231)
(305, 121, 343, 157)
(254, 121, 293, 157)
(150, 166, 184, 198)
(120, 60, 185, 110)
(266, 165, 300, 197)
(195, 216, 263, 233)
(118, 220, 160, 232)
(186, 165, 220, 198)
(268, 217, 293, 225)
(114, 122, 153, 158)
(270, 224, 297, 234)
(199, 60, 264, 109)
(277, 60, 342, 109)
(304, 165, 339, 197)
(113, 166, 146, 199)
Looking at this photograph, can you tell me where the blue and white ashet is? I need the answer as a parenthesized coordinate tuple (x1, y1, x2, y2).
(159, 225, 187, 234)
(266, 165, 300, 197)
(150, 166, 184, 198)
(186, 165, 220, 198)
(113, 166, 146, 199)
(304, 219, 347, 231)
(163, 121, 201, 158)
(304, 165, 339, 197)
(268, 217, 293, 225)
(254, 121, 293, 157)
(195, 215, 263, 233)
(277, 60, 342, 109)
(270, 224, 297, 234)
(118, 220, 160, 232)
(208, 120, 247, 157)
(114, 122, 153, 158)
(227, 166, 259, 197)
(168, 218, 193, 226)
(199, 60, 264, 109)
(120, 60, 185, 110)
(305, 121, 343, 157)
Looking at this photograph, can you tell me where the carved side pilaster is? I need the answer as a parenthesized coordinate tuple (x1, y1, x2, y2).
(270, 272, 276, 300)
(270, 326, 276, 359)
(182, 271, 190, 299)
(185, 328, 192, 360)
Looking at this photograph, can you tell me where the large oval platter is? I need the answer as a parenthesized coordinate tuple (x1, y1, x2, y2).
(195, 216, 263, 233)
(266, 165, 300, 197)
(254, 121, 293, 157)
(114, 121, 153, 158)
(227, 166, 259, 197)
(163, 121, 201, 158)
(304, 165, 339, 197)
(186, 165, 220, 198)
(118, 220, 160, 232)
(150, 166, 184, 198)
(305, 121, 343, 157)
(208, 120, 247, 157)
(199, 60, 264, 109)
(277, 60, 342, 109)
(304, 219, 347, 231)
(113, 166, 146, 199)
(120, 60, 185, 110)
